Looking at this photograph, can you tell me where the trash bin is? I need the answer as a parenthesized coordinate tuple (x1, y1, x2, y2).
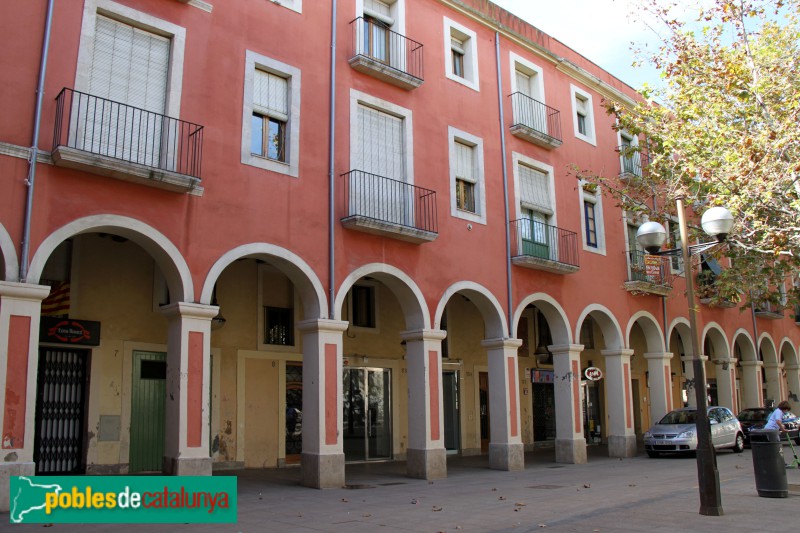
(750, 429, 788, 498)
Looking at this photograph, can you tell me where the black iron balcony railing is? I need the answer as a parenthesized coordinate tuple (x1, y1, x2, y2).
(510, 93, 562, 144)
(350, 17, 423, 82)
(341, 170, 437, 234)
(510, 219, 579, 267)
(617, 145, 649, 178)
(53, 88, 203, 179)
(626, 250, 672, 287)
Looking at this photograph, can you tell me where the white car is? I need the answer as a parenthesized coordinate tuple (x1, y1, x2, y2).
(643, 407, 744, 458)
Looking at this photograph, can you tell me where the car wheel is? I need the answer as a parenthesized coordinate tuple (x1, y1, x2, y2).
(646, 450, 660, 458)
(732, 433, 745, 453)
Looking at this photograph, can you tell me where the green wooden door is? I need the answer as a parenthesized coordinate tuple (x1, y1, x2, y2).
(130, 351, 166, 473)
(521, 210, 550, 259)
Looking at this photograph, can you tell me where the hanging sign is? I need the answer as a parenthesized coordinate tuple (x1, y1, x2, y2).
(584, 367, 603, 381)
(40, 316, 101, 346)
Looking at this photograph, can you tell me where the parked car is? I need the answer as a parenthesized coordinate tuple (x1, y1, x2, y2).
(643, 407, 744, 457)
(737, 407, 800, 446)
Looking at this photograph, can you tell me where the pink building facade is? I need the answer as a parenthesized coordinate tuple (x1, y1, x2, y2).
(1, 0, 798, 509)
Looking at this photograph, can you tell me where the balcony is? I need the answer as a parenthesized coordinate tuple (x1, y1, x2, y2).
(510, 219, 579, 274)
(509, 93, 562, 149)
(52, 88, 203, 194)
(754, 300, 784, 320)
(696, 271, 739, 308)
(623, 250, 673, 296)
(348, 17, 423, 90)
(617, 145, 649, 182)
(341, 170, 437, 243)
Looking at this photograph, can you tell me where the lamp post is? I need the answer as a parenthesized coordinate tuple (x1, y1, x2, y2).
(636, 199, 734, 517)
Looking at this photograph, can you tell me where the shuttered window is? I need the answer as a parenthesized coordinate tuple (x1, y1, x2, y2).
(515, 70, 531, 97)
(364, 0, 394, 25)
(253, 70, 289, 121)
(455, 141, 475, 213)
(356, 104, 404, 180)
(89, 15, 169, 114)
(518, 164, 552, 215)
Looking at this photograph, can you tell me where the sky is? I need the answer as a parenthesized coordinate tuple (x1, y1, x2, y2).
(491, 0, 664, 90)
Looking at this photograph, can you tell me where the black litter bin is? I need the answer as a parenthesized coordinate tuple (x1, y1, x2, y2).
(750, 428, 788, 498)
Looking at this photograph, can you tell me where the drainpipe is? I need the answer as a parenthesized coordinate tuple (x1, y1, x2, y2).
(327, 0, 338, 319)
(20, 0, 55, 282)
(750, 302, 759, 356)
(495, 31, 513, 337)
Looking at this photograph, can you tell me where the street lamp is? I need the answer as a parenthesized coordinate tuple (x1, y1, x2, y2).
(636, 199, 734, 517)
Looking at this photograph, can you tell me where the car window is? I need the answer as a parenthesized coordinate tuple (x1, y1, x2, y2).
(737, 409, 766, 422)
(708, 409, 721, 423)
(719, 408, 733, 422)
(659, 410, 696, 424)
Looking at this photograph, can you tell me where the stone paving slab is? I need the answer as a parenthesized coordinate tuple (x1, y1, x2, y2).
(3, 447, 800, 532)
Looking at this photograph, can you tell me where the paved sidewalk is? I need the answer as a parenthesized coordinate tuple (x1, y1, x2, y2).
(3, 445, 799, 532)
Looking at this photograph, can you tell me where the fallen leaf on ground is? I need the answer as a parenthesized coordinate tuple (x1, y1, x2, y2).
(538, 524, 547, 528)
(498, 496, 507, 500)
(432, 506, 443, 512)
(583, 483, 591, 488)
(515, 502, 526, 507)
(363, 513, 371, 518)
(341, 498, 349, 502)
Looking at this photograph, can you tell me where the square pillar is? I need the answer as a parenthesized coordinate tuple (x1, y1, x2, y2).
(644, 352, 673, 425)
(401, 329, 447, 480)
(160, 302, 217, 476)
(297, 319, 348, 489)
(601, 349, 637, 458)
(712, 358, 737, 411)
(763, 363, 783, 405)
(550, 344, 587, 464)
(739, 361, 762, 409)
(482, 338, 524, 471)
(0, 282, 50, 512)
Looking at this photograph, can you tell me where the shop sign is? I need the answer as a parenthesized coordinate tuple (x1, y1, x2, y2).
(584, 367, 603, 381)
(40, 316, 101, 346)
(531, 369, 554, 383)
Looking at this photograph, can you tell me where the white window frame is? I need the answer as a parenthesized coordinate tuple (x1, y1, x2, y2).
(618, 130, 640, 174)
(444, 17, 479, 91)
(448, 126, 486, 225)
(357, 0, 405, 34)
(241, 50, 302, 177)
(512, 152, 556, 225)
(509, 52, 545, 102)
(578, 181, 605, 254)
(75, 0, 186, 118)
(349, 89, 414, 184)
(270, 0, 302, 14)
(570, 84, 596, 146)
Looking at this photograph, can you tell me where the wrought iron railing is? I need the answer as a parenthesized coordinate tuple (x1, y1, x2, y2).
(341, 170, 437, 234)
(510, 93, 562, 143)
(53, 88, 203, 179)
(617, 145, 649, 178)
(626, 250, 672, 286)
(350, 17, 424, 82)
(510, 219, 578, 267)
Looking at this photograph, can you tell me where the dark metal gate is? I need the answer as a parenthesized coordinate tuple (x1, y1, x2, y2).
(34, 348, 89, 474)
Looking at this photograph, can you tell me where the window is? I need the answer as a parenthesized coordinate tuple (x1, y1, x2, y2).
(358, 0, 403, 64)
(265, 306, 294, 346)
(667, 219, 684, 273)
(570, 85, 596, 145)
(448, 127, 485, 224)
(242, 51, 301, 177)
(514, 154, 555, 260)
(351, 285, 376, 328)
(584, 201, 597, 248)
(444, 18, 479, 91)
(270, 0, 302, 14)
(251, 70, 288, 162)
(579, 183, 605, 254)
(509, 53, 547, 132)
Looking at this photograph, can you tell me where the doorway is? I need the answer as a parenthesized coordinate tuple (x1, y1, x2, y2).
(285, 362, 303, 464)
(582, 380, 603, 444)
(442, 371, 460, 453)
(342, 367, 392, 462)
(479, 371, 490, 453)
(129, 351, 166, 473)
(34, 348, 90, 474)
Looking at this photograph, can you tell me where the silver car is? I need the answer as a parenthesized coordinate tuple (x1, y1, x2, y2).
(644, 407, 744, 458)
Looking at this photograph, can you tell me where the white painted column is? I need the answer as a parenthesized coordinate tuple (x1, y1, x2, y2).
(0, 282, 49, 512)
(297, 319, 347, 488)
(787, 364, 800, 412)
(401, 329, 447, 480)
(644, 352, 673, 425)
(482, 338, 524, 471)
(680, 354, 710, 408)
(550, 344, 587, 464)
(763, 362, 783, 405)
(161, 302, 217, 476)
(739, 361, 763, 409)
(713, 358, 737, 411)
(602, 349, 637, 458)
